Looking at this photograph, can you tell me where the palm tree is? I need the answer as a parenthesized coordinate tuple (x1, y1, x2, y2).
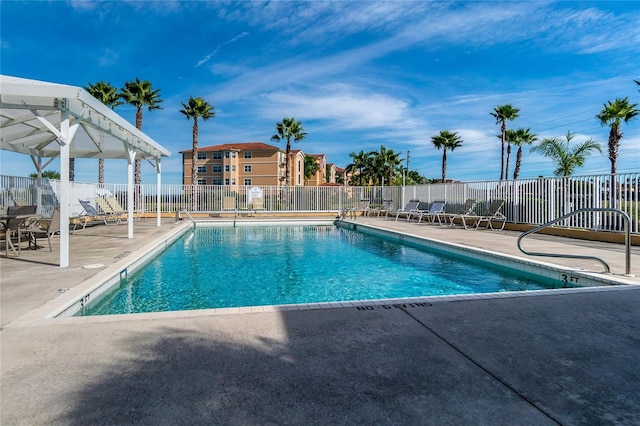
(490, 104, 520, 180)
(120, 78, 163, 186)
(530, 131, 601, 176)
(348, 150, 371, 186)
(180, 97, 215, 186)
(431, 130, 463, 182)
(510, 128, 538, 180)
(85, 81, 123, 183)
(270, 117, 306, 187)
(596, 97, 638, 174)
(304, 156, 320, 185)
(374, 145, 402, 186)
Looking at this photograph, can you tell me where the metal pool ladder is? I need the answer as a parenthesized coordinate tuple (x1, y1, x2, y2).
(176, 209, 197, 227)
(517, 207, 632, 275)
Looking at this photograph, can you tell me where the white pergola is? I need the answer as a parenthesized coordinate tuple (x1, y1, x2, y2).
(0, 75, 171, 267)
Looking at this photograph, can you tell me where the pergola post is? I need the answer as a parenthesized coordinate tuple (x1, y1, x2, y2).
(127, 149, 136, 239)
(59, 109, 70, 268)
(156, 159, 162, 227)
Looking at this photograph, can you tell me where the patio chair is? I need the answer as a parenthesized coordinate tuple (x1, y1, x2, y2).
(0, 224, 17, 256)
(7, 205, 37, 216)
(445, 199, 478, 228)
(1, 217, 23, 256)
(472, 200, 507, 230)
(94, 197, 122, 225)
(24, 207, 60, 251)
(341, 199, 370, 220)
(388, 200, 420, 221)
(2, 207, 39, 255)
(409, 201, 446, 224)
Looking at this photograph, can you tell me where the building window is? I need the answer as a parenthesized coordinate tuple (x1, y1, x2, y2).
(244, 179, 252, 186)
(225, 152, 230, 158)
(244, 165, 252, 173)
(224, 178, 230, 185)
(212, 178, 222, 185)
(197, 166, 207, 173)
(231, 152, 237, 158)
(197, 152, 207, 160)
(231, 179, 236, 185)
(224, 165, 230, 172)
(212, 152, 222, 160)
(244, 152, 252, 159)
(212, 165, 222, 173)
(231, 165, 236, 172)
(197, 178, 207, 185)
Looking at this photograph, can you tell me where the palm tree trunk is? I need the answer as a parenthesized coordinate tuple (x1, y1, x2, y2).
(505, 143, 512, 181)
(191, 119, 199, 210)
(98, 158, 104, 184)
(442, 150, 447, 182)
(285, 140, 291, 187)
(608, 125, 620, 174)
(500, 122, 506, 180)
(134, 108, 143, 209)
(513, 147, 523, 180)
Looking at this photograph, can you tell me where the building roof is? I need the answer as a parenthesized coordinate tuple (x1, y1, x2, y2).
(180, 142, 280, 154)
(307, 153, 326, 158)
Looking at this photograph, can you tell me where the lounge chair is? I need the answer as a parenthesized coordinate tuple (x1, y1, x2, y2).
(388, 200, 420, 221)
(25, 207, 60, 251)
(251, 197, 266, 212)
(341, 199, 370, 220)
(104, 196, 131, 222)
(74, 199, 109, 231)
(445, 199, 478, 228)
(452, 200, 507, 230)
(470, 200, 507, 230)
(223, 196, 236, 211)
(409, 201, 446, 224)
(369, 200, 394, 217)
(106, 196, 143, 220)
(94, 197, 122, 225)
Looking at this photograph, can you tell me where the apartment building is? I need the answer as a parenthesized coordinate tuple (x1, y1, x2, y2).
(181, 142, 305, 186)
(305, 154, 327, 186)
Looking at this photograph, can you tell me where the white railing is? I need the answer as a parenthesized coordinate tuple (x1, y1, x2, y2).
(1, 173, 637, 234)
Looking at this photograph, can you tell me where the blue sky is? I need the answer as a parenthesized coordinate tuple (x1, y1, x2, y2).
(1, 0, 639, 185)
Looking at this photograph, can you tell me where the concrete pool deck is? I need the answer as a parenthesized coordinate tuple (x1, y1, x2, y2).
(1, 217, 639, 424)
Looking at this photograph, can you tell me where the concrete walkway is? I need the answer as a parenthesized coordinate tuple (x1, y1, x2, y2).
(2, 218, 639, 425)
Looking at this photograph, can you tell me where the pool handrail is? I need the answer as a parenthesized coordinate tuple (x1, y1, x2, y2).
(517, 207, 631, 275)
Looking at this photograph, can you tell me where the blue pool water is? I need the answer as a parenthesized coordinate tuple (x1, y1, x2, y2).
(79, 226, 574, 316)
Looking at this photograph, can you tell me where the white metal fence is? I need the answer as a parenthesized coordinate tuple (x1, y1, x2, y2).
(1, 173, 638, 234)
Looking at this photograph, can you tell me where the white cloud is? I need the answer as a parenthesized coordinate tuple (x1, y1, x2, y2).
(98, 48, 119, 67)
(195, 32, 250, 68)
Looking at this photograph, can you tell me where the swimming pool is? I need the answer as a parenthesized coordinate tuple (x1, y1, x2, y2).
(78, 225, 580, 316)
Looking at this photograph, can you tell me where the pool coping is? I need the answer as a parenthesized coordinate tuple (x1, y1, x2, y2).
(7, 219, 638, 327)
